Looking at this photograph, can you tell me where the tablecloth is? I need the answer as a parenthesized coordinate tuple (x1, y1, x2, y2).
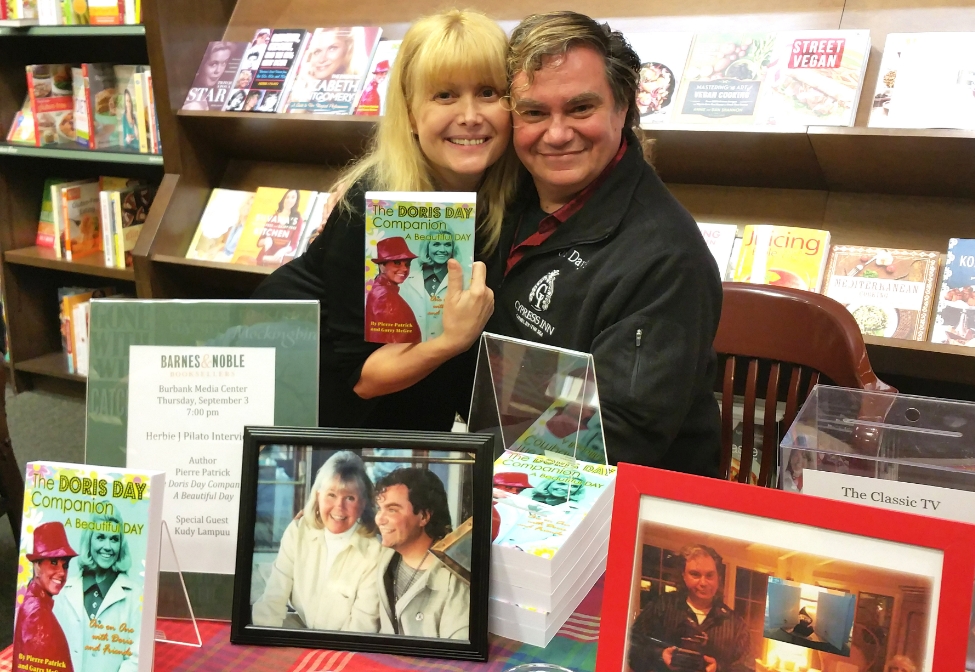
(1, 579, 603, 672)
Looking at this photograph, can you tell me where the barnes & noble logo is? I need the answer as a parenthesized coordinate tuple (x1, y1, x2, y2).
(161, 354, 246, 369)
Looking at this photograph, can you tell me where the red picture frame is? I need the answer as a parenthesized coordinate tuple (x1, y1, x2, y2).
(596, 463, 975, 672)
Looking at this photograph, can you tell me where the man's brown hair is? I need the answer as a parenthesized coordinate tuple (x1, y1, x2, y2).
(507, 11, 643, 130)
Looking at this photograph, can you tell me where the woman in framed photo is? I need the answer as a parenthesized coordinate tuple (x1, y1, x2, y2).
(54, 509, 140, 672)
(251, 451, 383, 632)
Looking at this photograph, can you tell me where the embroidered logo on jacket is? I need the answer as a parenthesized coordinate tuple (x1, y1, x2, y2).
(528, 270, 559, 312)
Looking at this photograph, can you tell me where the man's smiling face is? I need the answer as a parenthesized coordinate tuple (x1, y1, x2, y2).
(510, 45, 626, 208)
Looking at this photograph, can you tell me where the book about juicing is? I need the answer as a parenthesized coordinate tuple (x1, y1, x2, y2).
(364, 191, 476, 344)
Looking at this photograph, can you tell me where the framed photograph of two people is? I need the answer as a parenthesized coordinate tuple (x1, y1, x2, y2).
(596, 464, 975, 672)
(231, 427, 494, 661)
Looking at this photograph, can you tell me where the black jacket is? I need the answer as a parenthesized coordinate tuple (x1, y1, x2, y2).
(252, 181, 473, 431)
(628, 591, 751, 672)
(486, 130, 722, 475)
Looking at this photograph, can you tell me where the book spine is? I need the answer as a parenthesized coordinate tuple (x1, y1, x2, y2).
(78, 65, 94, 148)
(132, 71, 149, 153)
(99, 191, 114, 267)
(50, 183, 64, 259)
(37, 0, 63, 24)
(73, 301, 90, 376)
(60, 295, 75, 374)
(146, 70, 160, 153)
(62, 194, 73, 261)
(25, 68, 42, 148)
(112, 192, 125, 268)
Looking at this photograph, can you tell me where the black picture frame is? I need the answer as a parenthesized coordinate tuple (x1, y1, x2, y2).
(231, 426, 494, 662)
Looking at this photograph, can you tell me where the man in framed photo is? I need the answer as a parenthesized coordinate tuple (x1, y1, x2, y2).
(628, 544, 750, 672)
(372, 468, 470, 640)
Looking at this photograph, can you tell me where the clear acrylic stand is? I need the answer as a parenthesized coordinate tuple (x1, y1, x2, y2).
(154, 520, 202, 648)
(468, 332, 607, 467)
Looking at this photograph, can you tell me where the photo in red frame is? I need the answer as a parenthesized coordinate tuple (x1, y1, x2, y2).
(596, 464, 975, 672)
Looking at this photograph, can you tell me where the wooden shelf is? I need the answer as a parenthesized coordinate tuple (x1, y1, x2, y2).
(152, 254, 275, 275)
(14, 351, 85, 383)
(0, 24, 145, 36)
(5, 246, 136, 281)
(0, 142, 163, 165)
(644, 124, 824, 190)
(177, 110, 375, 164)
(808, 127, 975, 199)
(864, 336, 975, 386)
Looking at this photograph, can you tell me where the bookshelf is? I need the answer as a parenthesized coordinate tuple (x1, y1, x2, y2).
(0, 27, 163, 391)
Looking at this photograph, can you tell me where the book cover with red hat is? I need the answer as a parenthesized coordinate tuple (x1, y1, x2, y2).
(352, 40, 400, 116)
(14, 461, 165, 672)
(364, 191, 476, 344)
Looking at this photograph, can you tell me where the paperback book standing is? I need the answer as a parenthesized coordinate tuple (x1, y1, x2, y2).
(14, 461, 164, 672)
(932, 239, 975, 346)
(286, 27, 383, 114)
(182, 42, 247, 112)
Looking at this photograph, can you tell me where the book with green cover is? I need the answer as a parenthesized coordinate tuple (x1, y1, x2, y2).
(364, 190, 476, 344)
(15, 461, 164, 672)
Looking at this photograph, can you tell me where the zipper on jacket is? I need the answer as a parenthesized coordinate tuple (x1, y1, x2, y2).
(630, 328, 643, 395)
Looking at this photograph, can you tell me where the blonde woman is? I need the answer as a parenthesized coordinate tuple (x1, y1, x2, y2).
(252, 451, 383, 632)
(255, 9, 519, 431)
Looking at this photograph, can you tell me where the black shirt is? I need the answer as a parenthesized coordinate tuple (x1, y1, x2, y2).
(252, 180, 475, 431)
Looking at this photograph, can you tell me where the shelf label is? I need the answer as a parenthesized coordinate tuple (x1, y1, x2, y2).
(803, 469, 975, 523)
(125, 344, 276, 574)
(0, 146, 18, 155)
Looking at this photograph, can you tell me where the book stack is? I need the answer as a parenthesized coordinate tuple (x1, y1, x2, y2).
(185, 187, 332, 266)
(6, 63, 162, 155)
(488, 450, 616, 646)
(35, 176, 155, 267)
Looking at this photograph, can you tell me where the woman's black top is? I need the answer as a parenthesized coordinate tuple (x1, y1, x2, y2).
(252, 180, 476, 431)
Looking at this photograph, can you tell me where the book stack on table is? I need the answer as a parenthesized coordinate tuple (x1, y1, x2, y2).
(488, 450, 616, 646)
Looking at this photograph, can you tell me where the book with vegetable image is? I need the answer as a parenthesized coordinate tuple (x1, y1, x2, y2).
(822, 245, 940, 341)
(732, 224, 831, 292)
(674, 33, 776, 124)
(932, 238, 975, 346)
(755, 30, 871, 127)
(26, 64, 75, 147)
(626, 32, 693, 125)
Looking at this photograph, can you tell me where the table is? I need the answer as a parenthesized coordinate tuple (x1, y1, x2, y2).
(1, 580, 603, 672)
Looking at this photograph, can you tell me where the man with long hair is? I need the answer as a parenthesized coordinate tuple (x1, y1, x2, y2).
(371, 467, 469, 639)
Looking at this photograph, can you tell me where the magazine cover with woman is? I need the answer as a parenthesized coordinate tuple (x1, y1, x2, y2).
(13, 461, 164, 672)
(364, 191, 475, 344)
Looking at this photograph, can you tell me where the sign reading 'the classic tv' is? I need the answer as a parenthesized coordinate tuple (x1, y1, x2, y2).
(126, 345, 276, 574)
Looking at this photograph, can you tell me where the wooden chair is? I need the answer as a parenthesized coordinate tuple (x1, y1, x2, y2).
(714, 282, 894, 488)
(0, 363, 24, 544)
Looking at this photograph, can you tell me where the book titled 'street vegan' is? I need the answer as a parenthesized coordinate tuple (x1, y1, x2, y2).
(364, 191, 475, 343)
(14, 461, 164, 672)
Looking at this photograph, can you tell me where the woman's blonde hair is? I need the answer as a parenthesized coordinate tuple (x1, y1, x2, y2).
(335, 9, 520, 254)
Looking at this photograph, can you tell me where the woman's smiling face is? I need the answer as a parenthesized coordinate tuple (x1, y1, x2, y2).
(317, 476, 365, 534)
(429, 239, 454, 265)
(92, 530, 121, 570)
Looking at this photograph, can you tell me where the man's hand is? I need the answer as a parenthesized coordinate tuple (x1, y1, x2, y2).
(703, 654, 717, 672)
(440, 259, 493, 355)
(661, 646, 677, 669)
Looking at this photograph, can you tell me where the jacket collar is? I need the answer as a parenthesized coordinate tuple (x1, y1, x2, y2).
(500, 127, 646, 270)
(378, 549, 448, 614)
(61, 570, 136, 619)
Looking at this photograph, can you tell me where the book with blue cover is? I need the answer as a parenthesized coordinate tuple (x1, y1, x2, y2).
(14, 461, 164, 672)
(932, 238, 975, 345)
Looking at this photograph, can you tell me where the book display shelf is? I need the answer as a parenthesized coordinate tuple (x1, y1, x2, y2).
(0, 29, 163, 395)
(3, 0, 975, 399)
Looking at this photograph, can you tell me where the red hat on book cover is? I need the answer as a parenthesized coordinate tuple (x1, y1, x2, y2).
(373, 60, 391, 74)
(373, 237, 418, 264)
(27, 522, 78, 561)
(494, 472, 532, 491)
